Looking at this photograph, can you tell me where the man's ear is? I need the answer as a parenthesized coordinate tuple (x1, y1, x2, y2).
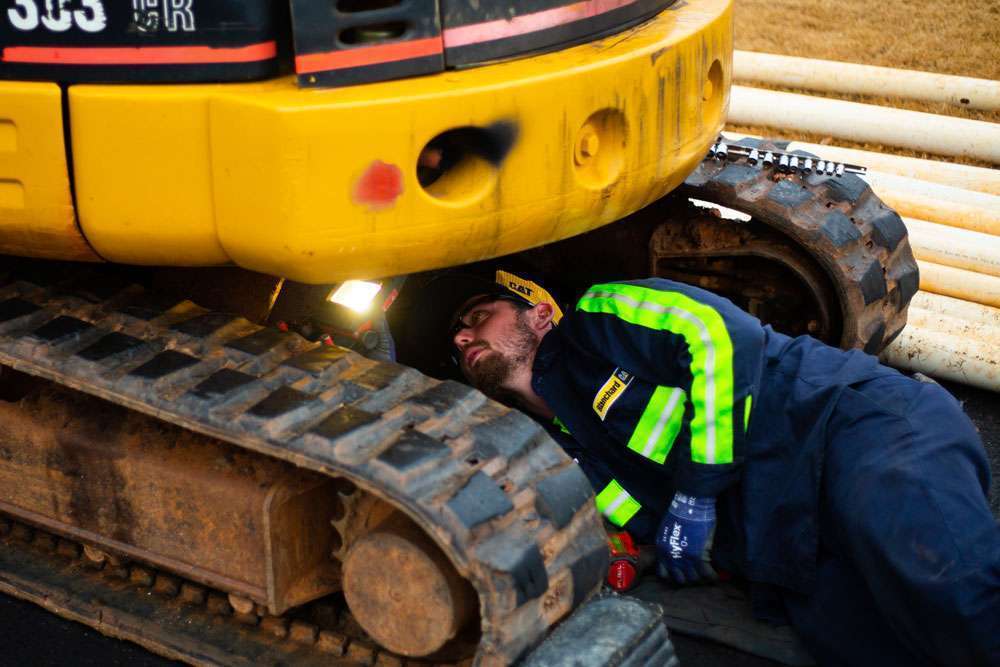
(528, 302, 555, 332)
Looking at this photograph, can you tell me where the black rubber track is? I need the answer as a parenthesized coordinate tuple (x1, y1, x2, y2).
(0, 268, 611, 666)
(683, 139, 919, 354)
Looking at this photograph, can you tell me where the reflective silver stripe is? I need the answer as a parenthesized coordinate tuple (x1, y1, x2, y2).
(602, 491, 629, 517)
(640, 386, 684, 459)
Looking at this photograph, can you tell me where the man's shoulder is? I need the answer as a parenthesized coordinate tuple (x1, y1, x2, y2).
(573, 278, 770, 347)
(578, 278, 743, 314)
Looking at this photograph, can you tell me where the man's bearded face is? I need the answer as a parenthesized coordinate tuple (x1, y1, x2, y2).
(454, 301, 538, 397)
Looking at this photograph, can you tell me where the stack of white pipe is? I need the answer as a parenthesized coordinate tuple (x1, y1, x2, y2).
(884, 209, 1000, 390)
(725, 52, 1000, 390)
(729, 85, 1000, 164)
(904, 217, 1000, 283)
(881, 293, 999, 391)
(863, 172, 1000, 236)
(730, 51, 1000, 162)
(733, 51, 1000, 112)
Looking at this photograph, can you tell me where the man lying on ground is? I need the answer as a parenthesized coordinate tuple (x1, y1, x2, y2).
(430, 269, 999, 667)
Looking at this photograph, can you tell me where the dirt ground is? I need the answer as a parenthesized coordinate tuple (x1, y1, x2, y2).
(729, 0, 1000, 165)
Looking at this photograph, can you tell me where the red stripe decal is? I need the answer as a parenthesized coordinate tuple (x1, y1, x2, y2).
(295, 37, 443, 74)
(1, 41, 277, 65)
(443, 0, 639, 48)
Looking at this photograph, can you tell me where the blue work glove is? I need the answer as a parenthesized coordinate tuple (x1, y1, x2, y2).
(655, 492, 718, 585)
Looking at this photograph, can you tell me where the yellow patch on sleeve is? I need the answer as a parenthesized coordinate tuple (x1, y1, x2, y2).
(593, 368, 633, 421)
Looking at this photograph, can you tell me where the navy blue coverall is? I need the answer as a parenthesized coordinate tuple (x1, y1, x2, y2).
(531, 278, 999, 666)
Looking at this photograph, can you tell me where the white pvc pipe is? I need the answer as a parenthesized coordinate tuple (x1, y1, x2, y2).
(918, 261, 1000, 309)
(881, 325, 999, 391)
(905, 307, 997, 344)
(904, 217, 1000, 277)
(734, 51, 1000, 112)
(722, 132, 1000, 196)
(729, 86, 1000, 164)
(868, 174, 1000, 236)
(910, 291, 1000, 326)
(880, 191, 1000, 237)
(865, 172, 1000, 214)
(904, 216, 1000, 245)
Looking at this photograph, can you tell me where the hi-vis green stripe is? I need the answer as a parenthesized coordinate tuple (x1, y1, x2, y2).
(578, 284, 736, 464)
(595, 480, 641, 527)
(627, 386, 686, 464)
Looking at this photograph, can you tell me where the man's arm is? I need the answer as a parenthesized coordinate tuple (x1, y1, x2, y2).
(548, 419, 661, 538)
(566, 278, 764, 497)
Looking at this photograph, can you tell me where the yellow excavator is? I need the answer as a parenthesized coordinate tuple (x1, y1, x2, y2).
(0, 1, 917, 663)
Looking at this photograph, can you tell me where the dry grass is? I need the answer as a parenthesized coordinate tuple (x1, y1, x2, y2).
(729, 0, 1000, 165)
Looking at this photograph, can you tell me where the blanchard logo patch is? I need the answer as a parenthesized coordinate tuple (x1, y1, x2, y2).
(593, 368, 633, 421)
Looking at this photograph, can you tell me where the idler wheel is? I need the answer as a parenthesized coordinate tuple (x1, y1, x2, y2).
(342, 512, 477, 657)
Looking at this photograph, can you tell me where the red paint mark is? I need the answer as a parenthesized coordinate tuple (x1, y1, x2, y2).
(354, 161, 403, 210)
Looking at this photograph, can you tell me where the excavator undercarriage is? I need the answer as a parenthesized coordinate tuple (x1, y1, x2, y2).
(0, 264, 607, 665)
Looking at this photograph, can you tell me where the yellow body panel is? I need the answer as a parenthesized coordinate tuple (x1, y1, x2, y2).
(71, 90, 229, 266)
(64, 0, 731, 283)
(0, 81, 98, 262)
